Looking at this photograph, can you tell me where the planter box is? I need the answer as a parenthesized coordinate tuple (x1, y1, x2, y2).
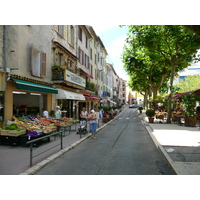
(148, 117, 154, 123)
(185, 116, 196, 127)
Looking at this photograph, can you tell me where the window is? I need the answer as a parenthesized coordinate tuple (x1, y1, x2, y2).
(90, 65, 93, 76)
(95, 54, 97, 64)
(31, 45, 46, 77)
(85, 54, 87, 67)
(79, 26, 82, 41)
(70, 26, 74, 47)
(57, 53, 63, 66)
(86, 36, 88, 48)
(90, 48, 92, 60)
(58, 25, 64, 36)
(95, 69, 97, 79)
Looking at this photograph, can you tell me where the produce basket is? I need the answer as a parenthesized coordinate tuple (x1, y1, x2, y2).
(0, 129, 26, 137)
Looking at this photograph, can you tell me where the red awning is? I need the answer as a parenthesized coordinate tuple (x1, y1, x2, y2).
(79, 69, 93, 79)
(82, 93, 100, 100)
(173, 89, 200, 98)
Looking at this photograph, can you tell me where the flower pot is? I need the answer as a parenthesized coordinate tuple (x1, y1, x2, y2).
(185, 116, 196, 127)
(148, 117, 154, 123)
(139, 110, 142, 114)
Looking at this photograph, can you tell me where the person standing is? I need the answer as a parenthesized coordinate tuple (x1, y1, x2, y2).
(55, 106, 62, 131)
(88, 109, 97, 138)
(42, 108, 49, 118)
(80, 107, 88, 124)
(55, 106, 61, 120)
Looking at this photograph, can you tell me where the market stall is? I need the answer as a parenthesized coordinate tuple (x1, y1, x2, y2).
(0, 116, 79, 147)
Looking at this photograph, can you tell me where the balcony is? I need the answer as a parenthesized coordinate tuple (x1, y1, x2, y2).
(52, 70, 64, 81)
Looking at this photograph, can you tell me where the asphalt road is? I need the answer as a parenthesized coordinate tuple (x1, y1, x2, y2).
(35, 107, 175, 175)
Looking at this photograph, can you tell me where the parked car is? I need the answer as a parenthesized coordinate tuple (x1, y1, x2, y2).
(129, 104, 139, 108)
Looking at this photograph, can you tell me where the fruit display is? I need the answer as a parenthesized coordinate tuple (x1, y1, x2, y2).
(0, 123, 26, 137)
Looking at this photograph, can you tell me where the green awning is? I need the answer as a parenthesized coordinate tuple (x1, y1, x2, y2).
(11, 78, 58, 94)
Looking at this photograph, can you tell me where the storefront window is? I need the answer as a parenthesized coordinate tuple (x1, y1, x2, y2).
(57, 99, 77, 119)
(0, 91, 4, 121)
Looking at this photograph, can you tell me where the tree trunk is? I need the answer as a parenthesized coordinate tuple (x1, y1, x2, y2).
(167, 63, 176, 123)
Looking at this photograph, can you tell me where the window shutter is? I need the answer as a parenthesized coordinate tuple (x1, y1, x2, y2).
(40, 52, 46, 77)
(63, 25, 67, 39)
(82, 52, 85, 66)
(31, 45, 40, 77)
(78, 47, 80, 63)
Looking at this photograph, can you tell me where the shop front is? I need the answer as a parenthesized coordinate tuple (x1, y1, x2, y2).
(56, 88, 85, 119)
(81, 93, 101, 113)
(4, 77, 58, 123)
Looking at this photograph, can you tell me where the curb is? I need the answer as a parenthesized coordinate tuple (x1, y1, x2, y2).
(141, 113, 178, 174)
(20, 108, 125, 175)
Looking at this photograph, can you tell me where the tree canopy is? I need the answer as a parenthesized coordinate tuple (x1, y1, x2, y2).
(175, 75, 200, 93)
(122, 25, 200, 122)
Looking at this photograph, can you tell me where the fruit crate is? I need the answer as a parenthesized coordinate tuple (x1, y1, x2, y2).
(0, 129, 26, 137)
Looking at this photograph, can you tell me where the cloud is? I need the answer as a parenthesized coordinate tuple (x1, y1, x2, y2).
(91, 25, 118, 36)
(107, 35, 126, 59)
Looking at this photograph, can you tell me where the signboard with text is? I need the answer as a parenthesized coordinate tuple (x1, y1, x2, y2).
(66, 70, 86, 87)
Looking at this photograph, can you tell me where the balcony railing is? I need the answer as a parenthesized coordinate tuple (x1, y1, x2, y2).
(52, 70, 64, 81)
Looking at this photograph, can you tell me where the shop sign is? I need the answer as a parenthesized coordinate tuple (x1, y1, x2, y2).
(66, 70, 85, 87)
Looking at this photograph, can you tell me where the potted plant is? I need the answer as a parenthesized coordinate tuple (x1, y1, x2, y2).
(138, 106, 143, 114)
(52, 64, 65, 71)
(52, 64, 65, 80)
(145, 109, 155, 123)
(182, 93, 198, 127)
(50, 110, 55, 118)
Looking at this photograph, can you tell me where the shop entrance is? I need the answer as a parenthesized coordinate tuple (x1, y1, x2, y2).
(58, 99, 77, 119)
(13, 91, 47, 117)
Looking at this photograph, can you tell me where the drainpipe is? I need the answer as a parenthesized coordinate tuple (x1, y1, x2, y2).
(3, 25, 6, 73)
(2, 25, 7, 125)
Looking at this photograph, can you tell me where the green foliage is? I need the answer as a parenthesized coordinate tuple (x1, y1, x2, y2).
(50, 110, 55, 117)
(138, 107, 143, 110)
(182, 93, 199, 117)
(102, 106, 112, 112)
(175, 75, 200, 93)
(52, 64, 65, 71)
(86, 81, 95, 92)
(145, 109, 155, 117)
(122, 25, 200, 122)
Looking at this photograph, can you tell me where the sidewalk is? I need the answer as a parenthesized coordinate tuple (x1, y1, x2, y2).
(0, 112, 122, 175)
(141, 114, 200, 175)
(2, 108, 200, 175)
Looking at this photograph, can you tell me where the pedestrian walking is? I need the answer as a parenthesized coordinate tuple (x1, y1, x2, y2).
(88, 109, 97, 138)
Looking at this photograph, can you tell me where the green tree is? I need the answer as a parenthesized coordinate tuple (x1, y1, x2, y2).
(175, 75, 200, 93)
(122, 25, 200, 123)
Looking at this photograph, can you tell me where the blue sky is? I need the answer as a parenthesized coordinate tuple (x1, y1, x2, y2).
(91, 25, 129, 81)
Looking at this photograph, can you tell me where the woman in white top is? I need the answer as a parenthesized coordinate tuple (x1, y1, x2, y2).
(88, 110, 97, 138)
(80, 107, 88, 124)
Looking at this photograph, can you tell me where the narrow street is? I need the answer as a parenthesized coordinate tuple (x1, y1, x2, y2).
(35, 107, 175, 175)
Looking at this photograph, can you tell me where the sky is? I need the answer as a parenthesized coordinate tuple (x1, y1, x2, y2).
(91, 25, 129, 81)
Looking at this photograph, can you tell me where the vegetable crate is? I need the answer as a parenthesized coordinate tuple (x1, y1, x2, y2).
(0, 129, 26, 137)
